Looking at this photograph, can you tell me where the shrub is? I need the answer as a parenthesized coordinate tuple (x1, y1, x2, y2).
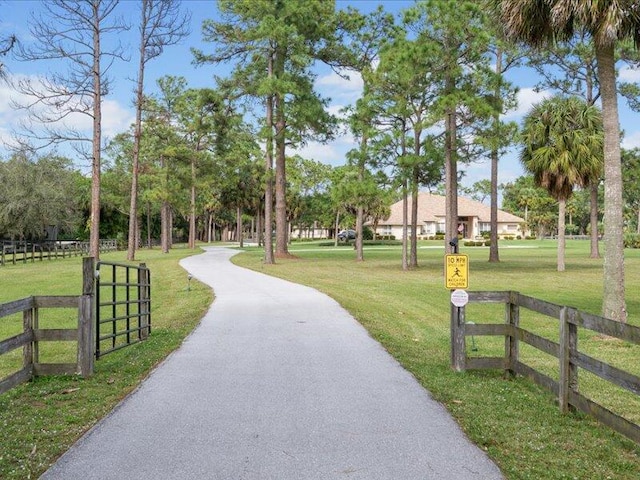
(624, 233, 640, 249)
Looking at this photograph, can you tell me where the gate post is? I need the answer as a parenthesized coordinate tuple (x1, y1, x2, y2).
(78, 257, 95, 377)
(139, 263, 150, 340)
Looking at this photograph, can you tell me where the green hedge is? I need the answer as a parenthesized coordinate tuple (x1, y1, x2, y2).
(624, 233, 640, 249)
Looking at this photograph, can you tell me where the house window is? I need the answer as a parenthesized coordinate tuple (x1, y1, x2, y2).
(382, 225, 392, 235)
(479, 222, 491, 232)
(507, 224, 517, 231)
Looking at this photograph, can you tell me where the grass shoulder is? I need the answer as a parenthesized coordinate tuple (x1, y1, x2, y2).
(0, 247, 212, 479)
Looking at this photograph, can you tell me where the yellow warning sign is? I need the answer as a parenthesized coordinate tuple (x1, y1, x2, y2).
(445, 254, 469, 289)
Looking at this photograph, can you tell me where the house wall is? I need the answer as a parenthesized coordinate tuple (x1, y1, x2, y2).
(375, 220, 522, 240)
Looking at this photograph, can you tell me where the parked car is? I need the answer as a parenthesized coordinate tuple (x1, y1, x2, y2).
(338, 229, 356, 241)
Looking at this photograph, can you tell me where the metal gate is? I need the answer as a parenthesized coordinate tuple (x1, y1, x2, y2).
(95, 261, 151, 359)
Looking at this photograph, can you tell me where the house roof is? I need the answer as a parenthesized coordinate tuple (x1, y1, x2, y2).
(379, 192, 524, 225)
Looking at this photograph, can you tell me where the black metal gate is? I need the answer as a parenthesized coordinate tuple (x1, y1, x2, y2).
(95, 261, 151, 359)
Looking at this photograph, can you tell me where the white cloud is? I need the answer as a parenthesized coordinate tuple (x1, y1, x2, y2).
(619, 65, 640, 83)
(622, 130, 640, 150)
(102, 99, 135, 138)
(290, 132, 357, 166)
(504, 87, 552, 119)
(316, 69, 363, 104)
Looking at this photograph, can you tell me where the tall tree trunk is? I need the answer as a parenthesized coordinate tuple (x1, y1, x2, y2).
(596, 44, 626, 322)
(409, 126, 421, 268)
(489, 143, 500, 261)
(400, 124, 408, 271)
(589, 182, 600, 258)
(355, 206, 364, 261)
(558, 199, 566, 272)
(489, 49, 502, 263)
(256, 209, 262, 247)
(263, 53, 275, 264)
(189, 158, 196, 249)
(274, 44, 288, 258)
(161, 200, 170, 253)
(127, 4, 147, 261)
(445, 95, 458, 254)
(169, 207, 173, 248)
(274, 93, 288, 257)
(334, 211, 339, 247)
(146, 201, 152, 249)
(355, 132, 367, 262)
(89, 3, 102, 260)
(237, 205, 243, 248)
(402, 179, 408, 271)
(409, 167, 419, 268)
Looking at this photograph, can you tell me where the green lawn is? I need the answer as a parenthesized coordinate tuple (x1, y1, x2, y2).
(0, 247, 212, 479)
(2, 240, 639, 479)
(233, 239, 640, 480)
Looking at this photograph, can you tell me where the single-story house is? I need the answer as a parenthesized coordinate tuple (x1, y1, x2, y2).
(372, 192, 525, 240)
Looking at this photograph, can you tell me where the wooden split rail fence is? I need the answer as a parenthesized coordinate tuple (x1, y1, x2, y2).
(1, 239, 117, 266)
(0, 257, 151, 395)
(451, 291, 640, 443)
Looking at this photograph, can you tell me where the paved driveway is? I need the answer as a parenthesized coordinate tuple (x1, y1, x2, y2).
(41, 247, 503, 480)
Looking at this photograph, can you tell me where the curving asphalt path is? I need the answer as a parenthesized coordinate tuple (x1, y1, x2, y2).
(41, 246, 503, 480)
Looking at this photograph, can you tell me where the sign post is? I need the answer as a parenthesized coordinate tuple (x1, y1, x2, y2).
(446, 254, 469, 372)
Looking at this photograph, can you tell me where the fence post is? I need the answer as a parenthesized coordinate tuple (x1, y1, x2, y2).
(505, 291, 520, 378)
(451, 303, 466, 372)
(77, 257, 95, 377)
(559, 307, 578, 414)
(22, 302, 34, 377)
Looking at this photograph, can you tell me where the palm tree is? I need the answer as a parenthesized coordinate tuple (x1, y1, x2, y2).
(520, 96, 603, 272)
(496, 0, 639, 321)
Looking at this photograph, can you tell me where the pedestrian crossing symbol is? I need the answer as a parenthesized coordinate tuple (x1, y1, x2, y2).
(445, 254, 469, 289)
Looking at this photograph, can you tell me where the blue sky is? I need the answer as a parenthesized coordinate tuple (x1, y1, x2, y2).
(1, 0, 639, 202)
